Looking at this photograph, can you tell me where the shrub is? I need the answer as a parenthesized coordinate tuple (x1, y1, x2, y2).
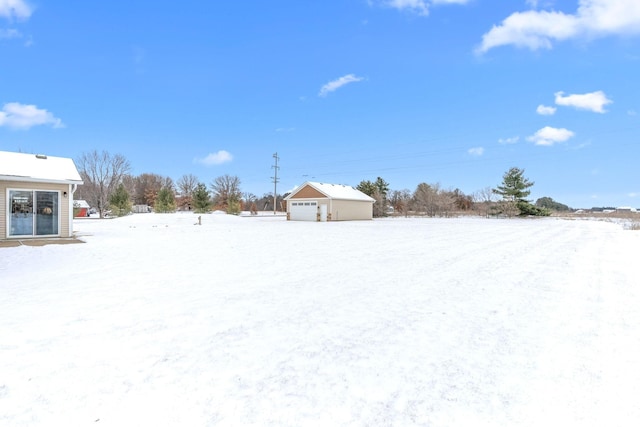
(155, 187, 176, 213)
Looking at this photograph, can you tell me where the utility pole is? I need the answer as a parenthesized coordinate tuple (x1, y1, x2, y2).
(271, 152, 280, 214)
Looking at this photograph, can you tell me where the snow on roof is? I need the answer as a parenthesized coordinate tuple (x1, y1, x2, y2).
(74, 200, 91, 208)
(287, 181, 375, 202)
(0, 151, 83, 184)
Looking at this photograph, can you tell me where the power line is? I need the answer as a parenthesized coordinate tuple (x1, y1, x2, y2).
(271, 152, 280, 214)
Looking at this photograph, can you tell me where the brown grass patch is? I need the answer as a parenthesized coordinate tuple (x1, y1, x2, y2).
(0, 238, 85, 248)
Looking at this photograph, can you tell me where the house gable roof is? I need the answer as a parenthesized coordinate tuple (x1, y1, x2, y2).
(285, 181, 375, 202)
(0, 151, 83, 184)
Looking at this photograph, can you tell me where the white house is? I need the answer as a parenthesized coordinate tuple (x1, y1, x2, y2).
(616, 207, 637, 213)
(284, 181, 375, 221)
(1, 151, 83, 240)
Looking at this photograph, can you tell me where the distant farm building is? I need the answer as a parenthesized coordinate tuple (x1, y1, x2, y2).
(74, 200, 91, 217)
(284, 182, 375, 221)
(1, 151, 83, 240)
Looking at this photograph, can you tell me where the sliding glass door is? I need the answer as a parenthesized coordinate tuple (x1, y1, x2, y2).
(9, 190, 60, 237)
(36, 191, 59, 235)
(9, 190, 34, 236)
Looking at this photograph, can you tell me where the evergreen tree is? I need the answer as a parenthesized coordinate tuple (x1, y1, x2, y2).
(358, 177, 390, 217)
(357, 177, 389, 199)
(356, 180, 376, 197)
(109, 183, 132, 216)
(493, 167, 549, 217)
(536, 197, 571, 212)
(155, 187, 176, 213)
(227, 195, 241, 215)
(493, 167, 533, 202)
(374, 177, 389, 198)
(192, 183, 211, 213)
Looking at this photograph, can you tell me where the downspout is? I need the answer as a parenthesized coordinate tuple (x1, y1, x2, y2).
(69, 183, 78, 237)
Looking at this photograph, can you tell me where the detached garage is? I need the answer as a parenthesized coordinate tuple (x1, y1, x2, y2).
(1, 151, 83, 240)
(285, 181, 375, 221)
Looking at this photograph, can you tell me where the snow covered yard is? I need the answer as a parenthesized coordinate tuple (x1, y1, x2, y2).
(1, 213, 639, 426)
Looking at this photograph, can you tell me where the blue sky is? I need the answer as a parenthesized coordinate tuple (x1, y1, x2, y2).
(1, 0, 639, 208)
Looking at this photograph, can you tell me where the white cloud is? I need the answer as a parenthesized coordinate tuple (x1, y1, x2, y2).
(629, 192, 639, 198)
(527, 126, 575, 146)
(570, 140, 591, 150)
(0, 0, 33, 20)
(554, 90, 612, 113)
(468, 147, 484, 156)
(498, 136, 520, 144)
(0, 28, 20, 38)
(194, 150, 233, 166)
(477, 0, 640, 54)
(376, 0, 469, 16)
(536, 104, 557, 115)
(628, 110, 637, 116)
(383, 0, 430, 15)
(0, 102, 64, 129)
(432, 0, 470, 4)
(526, 0, 555, 8)
(319, 74, 364, 97)
(477, 10, 579, 53)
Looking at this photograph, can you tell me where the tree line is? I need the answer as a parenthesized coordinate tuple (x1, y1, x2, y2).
(356, 167, 559, 218)
(75, 150, 284, 218)
(75, 150, 564, 218)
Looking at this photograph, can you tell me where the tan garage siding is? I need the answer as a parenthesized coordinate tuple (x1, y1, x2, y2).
(1, 181, 72, 239)
(285, 182, 375, 222)
(291, 186, 325, 199)
(330, 199, 373, 221)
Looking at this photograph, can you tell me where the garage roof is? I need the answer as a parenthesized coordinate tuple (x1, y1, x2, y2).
(286, 181, 375, 202)
(0, 151, 84, 184)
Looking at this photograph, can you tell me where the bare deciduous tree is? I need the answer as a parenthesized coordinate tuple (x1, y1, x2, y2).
(473, 186, 497, 217)
(210, 175, 241, 210)
(121, 174, 137, 202)
(133, 173, 174, 207)
(76, 150, 131, 218)
(389, 189, 412, 216)
(256, 192, 285, 212)
(412, 182, 454, 217)
(177, 174, 199, 211)
(449, 188, 473, 211)
(177, 174, 199, 197)
(413, 183, 438, 217)
(372, 189, 386, 218)
(241, 192, 257, 211)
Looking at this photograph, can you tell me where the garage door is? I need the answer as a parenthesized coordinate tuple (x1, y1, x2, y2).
(289, 201, 317, 221)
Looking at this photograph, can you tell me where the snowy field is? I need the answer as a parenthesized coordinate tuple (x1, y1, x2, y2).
(1, 213, 639, 426)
